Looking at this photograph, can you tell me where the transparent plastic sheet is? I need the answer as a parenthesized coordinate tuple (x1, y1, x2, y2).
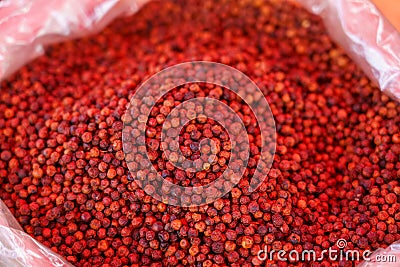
(357, 241, 400, 267)
(296, 0, 400, 102)
(0, 1, 149, 265)
(0, 0, 149, 82)
(0, 200, 74, 267)
(297, 0, 400, 264)
(0, 0, 399, 266)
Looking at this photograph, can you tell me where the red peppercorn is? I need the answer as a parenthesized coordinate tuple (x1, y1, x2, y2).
(1, 0, 399, 266)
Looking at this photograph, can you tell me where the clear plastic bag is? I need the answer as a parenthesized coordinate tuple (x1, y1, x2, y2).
(0, 200, 73, 267)
(0, 0, 149, 82)
(0, 2, 148, 265)
(1, 0, 399, 103)
(298, 3, 400, 266)
(0, 0, 399, 266)
(357, 240, 400, 267)
(297, 0, 400, 102)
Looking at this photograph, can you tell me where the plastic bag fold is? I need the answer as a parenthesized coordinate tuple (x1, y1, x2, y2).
(357, 240, 400, 267)
(297, 0, 400, 102)
(0, 200, 74, 267)
(0, 0, 149, 82)
(0, 0, 399, 266)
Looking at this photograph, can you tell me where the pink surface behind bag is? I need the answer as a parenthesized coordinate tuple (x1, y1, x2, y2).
(297, 0, 400, 101)
(0, 1, 399, 266)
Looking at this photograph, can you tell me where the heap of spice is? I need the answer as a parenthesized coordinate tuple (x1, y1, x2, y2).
(0, 0, 399, 266)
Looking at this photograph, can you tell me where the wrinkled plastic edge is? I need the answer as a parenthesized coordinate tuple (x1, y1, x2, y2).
(295, 1, 400, 263)
(0, 199, 74, 267)
(0, 0, 149, 83)
(297, 0, 400, 102)
(357, 240, 400, 266)
(0, 198, 23, 231)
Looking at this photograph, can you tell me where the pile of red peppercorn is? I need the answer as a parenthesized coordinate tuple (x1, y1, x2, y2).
(0, 0, 399, 266)
(145, 84, 240, 188)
